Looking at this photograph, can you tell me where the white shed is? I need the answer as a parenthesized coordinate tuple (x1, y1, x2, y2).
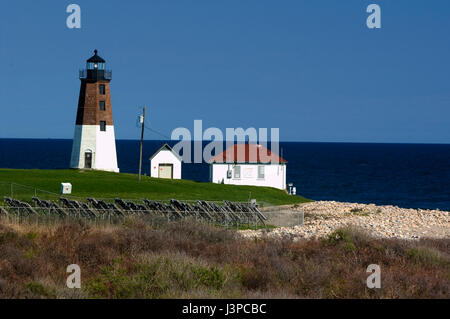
(149, 144, 182, 179)
(209, 144, 287, 190)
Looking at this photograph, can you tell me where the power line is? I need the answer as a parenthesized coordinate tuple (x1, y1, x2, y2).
(144, 126, 171, 140)
(134, 109, 171, 140)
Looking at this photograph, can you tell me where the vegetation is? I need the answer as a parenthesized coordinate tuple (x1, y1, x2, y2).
(0, 218, 448, 299)
(0, 169, 309, 206)
(346, 208, 370, 216)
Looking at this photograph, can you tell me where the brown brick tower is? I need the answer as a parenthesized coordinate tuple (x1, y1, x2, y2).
(70, 50, 119, 172)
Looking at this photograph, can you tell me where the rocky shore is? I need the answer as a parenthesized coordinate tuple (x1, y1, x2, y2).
(241, 201, 449, 240)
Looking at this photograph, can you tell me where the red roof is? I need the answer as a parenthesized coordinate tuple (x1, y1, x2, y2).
(209, 144, 287, 164)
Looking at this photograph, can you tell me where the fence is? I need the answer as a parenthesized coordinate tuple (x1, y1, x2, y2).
(0, 206, 269, 229)
(262, 207, 304, 227)
(0, 182, 304, 230)
(0, 182, 236, 206)
(0, 182, 82, 203)
(0, 194, 273, 229)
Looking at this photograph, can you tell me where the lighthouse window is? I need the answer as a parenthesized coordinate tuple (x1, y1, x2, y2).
(99, 84, 105, 95)
(100, 121, 106, 132)
(99, 101, 106, 111)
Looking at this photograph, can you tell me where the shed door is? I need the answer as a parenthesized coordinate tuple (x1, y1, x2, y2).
(158, 164, 173, 179)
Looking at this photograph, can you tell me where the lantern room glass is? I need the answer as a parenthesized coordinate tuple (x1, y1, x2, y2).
(87, 62, 105, 70)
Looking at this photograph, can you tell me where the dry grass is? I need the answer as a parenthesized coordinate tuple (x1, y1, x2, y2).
(0, 218, 448, 299)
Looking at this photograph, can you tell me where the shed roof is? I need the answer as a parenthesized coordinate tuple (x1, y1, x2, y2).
(209, 144, 287, 164)
(149, 143, 182, 161)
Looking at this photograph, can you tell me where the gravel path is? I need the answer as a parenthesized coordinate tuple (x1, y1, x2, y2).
(240, 201, 450, 240)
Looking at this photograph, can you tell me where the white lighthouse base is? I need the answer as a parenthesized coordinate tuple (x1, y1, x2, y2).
(70, 125, 120, 172)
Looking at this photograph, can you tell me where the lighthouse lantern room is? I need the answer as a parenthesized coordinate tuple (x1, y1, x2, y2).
(70, 50, 119, 172)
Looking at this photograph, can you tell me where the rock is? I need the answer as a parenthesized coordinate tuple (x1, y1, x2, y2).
(240, 200, 450, 240)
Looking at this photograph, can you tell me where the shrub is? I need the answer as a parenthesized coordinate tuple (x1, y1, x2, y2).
(192, 265, 226, 290)
(0, 219, 448, 299)
(26, 282, 56, 298)
(85, 254, 229, 299)
(86, 263, 136, 299)
(407, 247, 448, 267)
(0, 227, 19, 245)
(24, 232, 38, 241)
(327, 227, 369, 248)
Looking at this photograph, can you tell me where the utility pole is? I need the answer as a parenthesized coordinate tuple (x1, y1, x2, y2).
(138, 106, 146, 181)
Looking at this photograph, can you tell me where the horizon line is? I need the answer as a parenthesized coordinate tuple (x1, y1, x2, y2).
(0, 137, 449, 146)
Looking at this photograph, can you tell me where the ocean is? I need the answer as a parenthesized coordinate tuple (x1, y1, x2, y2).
(0, 139, 449, 211)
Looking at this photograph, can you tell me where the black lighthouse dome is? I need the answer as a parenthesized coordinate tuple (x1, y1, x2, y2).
(87, 49, 106, 70)
(80, 49, 111, 81)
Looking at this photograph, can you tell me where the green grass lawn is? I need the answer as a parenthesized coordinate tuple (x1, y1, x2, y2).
(0, 169, 310, 206)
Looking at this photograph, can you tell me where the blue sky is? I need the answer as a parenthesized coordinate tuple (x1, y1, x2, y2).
(0, 0, 449, 143)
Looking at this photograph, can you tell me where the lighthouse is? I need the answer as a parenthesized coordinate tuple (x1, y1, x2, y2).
(70, 50, 119, 172)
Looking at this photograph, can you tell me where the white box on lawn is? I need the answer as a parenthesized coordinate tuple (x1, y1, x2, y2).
(61, 183, 72, 194)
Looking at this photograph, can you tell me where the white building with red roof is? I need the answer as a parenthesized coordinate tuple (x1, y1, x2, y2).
(208, 144, 287, 190)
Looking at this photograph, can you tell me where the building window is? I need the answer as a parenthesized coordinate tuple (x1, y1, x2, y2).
(99, 101, 106, 111)
(233, 166, 241, 179)
(100, 121, 106, 132)
(258, 166, 265, 179)
(99, 84, 105, 95)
